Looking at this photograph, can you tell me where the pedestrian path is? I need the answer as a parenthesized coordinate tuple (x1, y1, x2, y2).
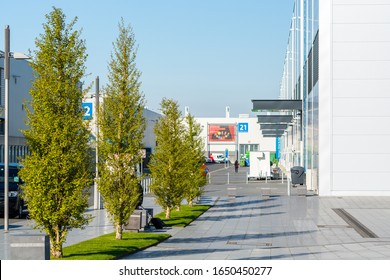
(122, 191, 390, 260)
(3, 181, 390, 260)
(0, 196, 161, 260)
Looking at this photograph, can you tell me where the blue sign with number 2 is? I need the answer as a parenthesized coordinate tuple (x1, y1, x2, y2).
(82, 102, 93, 120)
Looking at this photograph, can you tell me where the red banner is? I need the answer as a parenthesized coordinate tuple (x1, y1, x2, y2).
(208, 124, 235, 142)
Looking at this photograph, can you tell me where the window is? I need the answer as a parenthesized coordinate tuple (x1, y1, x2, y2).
(239, 144, 259, 157)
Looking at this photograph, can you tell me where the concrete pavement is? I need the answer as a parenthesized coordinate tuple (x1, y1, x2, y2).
(122, 166, 390, 260)
(122, 186, 390, 260)
(2, 165, 390, 260)
(0, 195, 163, 260)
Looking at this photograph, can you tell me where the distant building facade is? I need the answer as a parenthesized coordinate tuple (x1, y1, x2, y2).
(0, 56, 32, 163)
(0, 55, 161, 168)
(194, 107, 275, 163)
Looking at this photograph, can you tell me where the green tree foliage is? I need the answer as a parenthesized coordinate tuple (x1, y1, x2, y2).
(149, 98, 187, 219)
(98, 19, 146, 240)
(183, 114, 206, 207)
(19, 7, 92, 259)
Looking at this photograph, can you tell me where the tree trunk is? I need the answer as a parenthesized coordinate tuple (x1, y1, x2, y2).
(50, 231, 63, 258)
(51, 244, 62, 259)
(188, 200, 193, 207)
(165, 207, 171, 219)
(115, 223, 123, 240)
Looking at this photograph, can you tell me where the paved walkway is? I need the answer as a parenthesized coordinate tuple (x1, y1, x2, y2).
(2, 165, 390, 260)
(122, 189, 390, 260)
(0, 196, 162, 260)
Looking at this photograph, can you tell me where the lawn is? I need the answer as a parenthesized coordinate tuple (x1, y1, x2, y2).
(60, 204, 211, 260)
(61, 232, 170, 260)
(154, 204, 211, 227)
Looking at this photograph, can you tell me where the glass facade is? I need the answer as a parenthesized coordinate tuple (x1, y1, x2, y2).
(0, 67, 3, 106)
(279, 0, 319, 191)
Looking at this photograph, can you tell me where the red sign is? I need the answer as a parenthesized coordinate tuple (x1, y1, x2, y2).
(208, 124, 235, 142)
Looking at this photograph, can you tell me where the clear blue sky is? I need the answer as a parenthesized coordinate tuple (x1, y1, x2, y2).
(1, 0, 293, 117)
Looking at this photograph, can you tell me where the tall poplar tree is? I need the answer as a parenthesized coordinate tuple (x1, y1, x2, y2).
(183, 114, 206, 207)
(149, 98, 186, 219)
(19, 7, 92, 258)
(98, 19, 146, 240)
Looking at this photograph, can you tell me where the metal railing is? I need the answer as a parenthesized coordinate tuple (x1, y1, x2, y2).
(207, 171, 288, 186)
(141, 176, 153, 194)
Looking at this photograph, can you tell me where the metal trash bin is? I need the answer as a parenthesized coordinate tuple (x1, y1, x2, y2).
(290, 166, 305, 185)
(125, 210, 142, 231)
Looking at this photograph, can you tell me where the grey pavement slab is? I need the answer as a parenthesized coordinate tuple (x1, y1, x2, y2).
(3, 168, 390, 260)
(121, 180, 390, 260)
(0, 196, 161, 260)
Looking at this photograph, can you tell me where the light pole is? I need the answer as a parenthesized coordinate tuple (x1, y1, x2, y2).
(3, 25, 11, 233)
(2, 25, 29, 232)
(93, 76, 101, 210)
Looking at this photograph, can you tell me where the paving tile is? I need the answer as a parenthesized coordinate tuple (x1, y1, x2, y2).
(249, 248, 271, 259)
(4, 182, 390, 260)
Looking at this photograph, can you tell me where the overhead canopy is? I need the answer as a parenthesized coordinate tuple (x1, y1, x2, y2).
(260, 123, 289, 130)
(252, 99, 302, 112)
(262, 129, 286, 135)
(262, 134, 284, 138)
(257, 115, 293, 124)
(251, 99, 302, 138)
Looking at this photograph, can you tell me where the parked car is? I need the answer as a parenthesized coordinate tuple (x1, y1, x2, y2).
(214, 154, 226, 163)
(214, 154, 231, 164)
(0, 163, 26, 218)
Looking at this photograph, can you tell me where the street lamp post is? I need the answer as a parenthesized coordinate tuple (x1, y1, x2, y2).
(93, 76, 101, 210)
(4, 25, 11, 233)
(2, 25, 30, 232)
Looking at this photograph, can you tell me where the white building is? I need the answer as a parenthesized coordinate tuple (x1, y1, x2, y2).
(194, 107, 275, 163)
(270, 0, 390, 196)
(0, 56, 32, 162)
(82, 93, 160, 171)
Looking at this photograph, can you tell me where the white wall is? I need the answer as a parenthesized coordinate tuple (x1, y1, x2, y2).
(319, 0, 390, 195)
(143, 108, 160, 152)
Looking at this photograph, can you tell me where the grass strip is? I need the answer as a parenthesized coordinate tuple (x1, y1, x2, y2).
(60, 204, 211, 260)
(61, 232, 170, 260)
(154, 204, 211, 227)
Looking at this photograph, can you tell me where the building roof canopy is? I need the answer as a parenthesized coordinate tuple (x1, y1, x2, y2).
(257, 115, 293, 124)
(262, 134, 284, 138)
(262, 129, 286, 135)
(252, 99, 302, 137)
(252, 99, 302, 112)
(260, 123, 289, 130)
